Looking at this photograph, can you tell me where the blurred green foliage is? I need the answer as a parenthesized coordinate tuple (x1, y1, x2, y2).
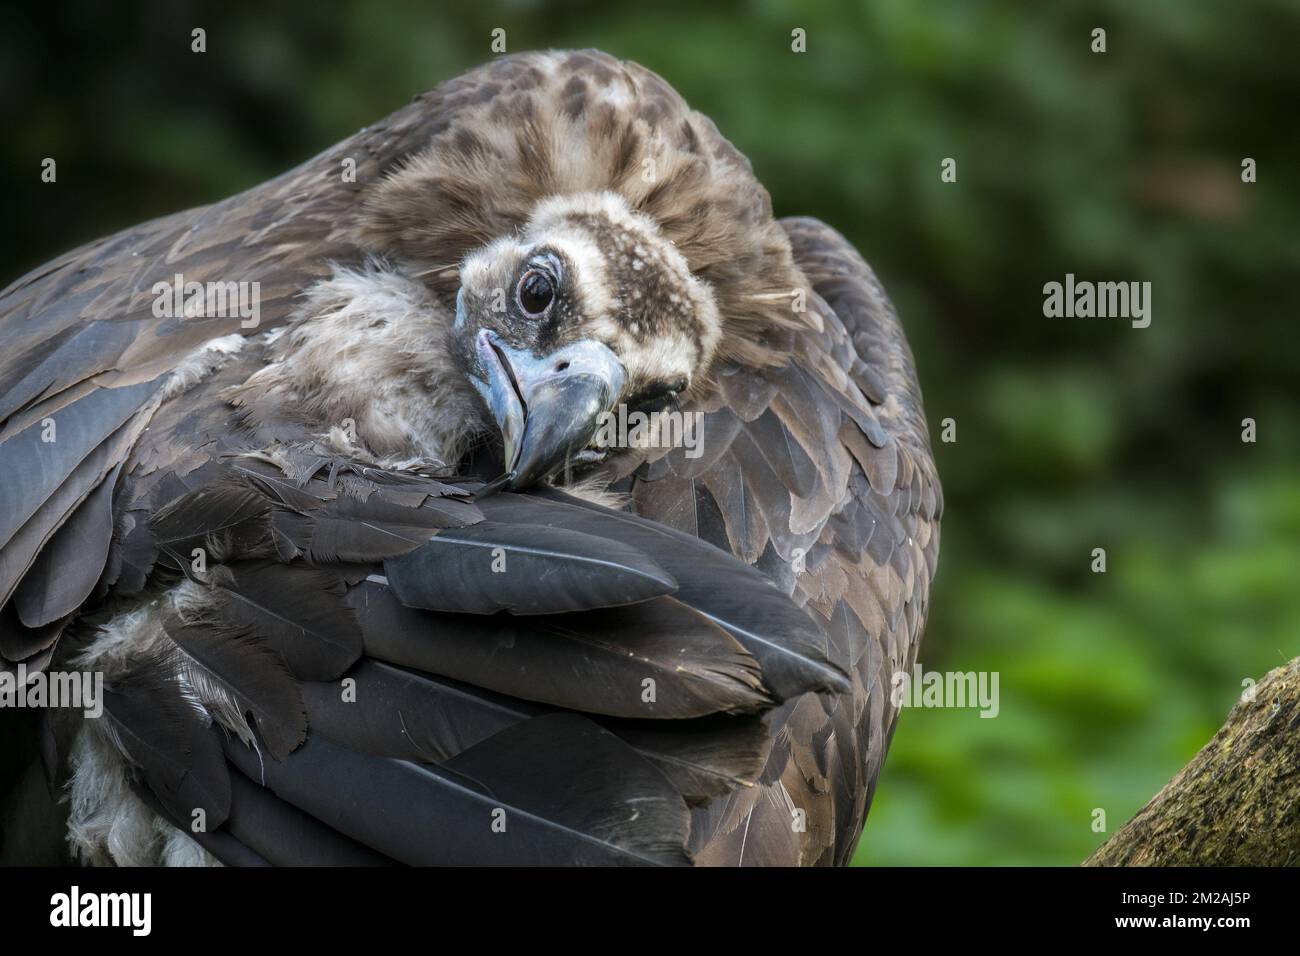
(3, 0, 1297, 865)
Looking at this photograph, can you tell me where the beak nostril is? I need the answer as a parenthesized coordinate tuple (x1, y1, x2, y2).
(483, 337, 625, 489)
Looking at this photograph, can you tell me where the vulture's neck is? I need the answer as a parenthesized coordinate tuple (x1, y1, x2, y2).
(225, 263, 484, 469)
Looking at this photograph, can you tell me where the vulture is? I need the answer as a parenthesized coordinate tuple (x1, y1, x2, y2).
(0, 50, 941, 867)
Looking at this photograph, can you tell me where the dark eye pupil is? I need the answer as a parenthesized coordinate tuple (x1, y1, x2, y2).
(518, 271, 554, 316)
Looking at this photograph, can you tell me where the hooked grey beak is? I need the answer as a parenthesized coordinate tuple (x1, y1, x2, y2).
(473, 329, 625, 489)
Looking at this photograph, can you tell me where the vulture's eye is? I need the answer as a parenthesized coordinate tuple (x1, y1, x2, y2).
(517, 270, 555, 317)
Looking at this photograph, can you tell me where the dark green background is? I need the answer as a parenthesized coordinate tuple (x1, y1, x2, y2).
(4, 0, 1297, 865)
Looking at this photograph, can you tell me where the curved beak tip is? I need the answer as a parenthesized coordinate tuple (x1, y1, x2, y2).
(476, 335, 625, 489)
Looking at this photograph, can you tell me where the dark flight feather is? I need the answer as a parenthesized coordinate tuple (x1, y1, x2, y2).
(288, 497, 463, 564)
(302, 660, 532, 764)
(295, 514, 432, 564)
(103, 509, 159, 596)
(441, 715, 691, 864)
(135, 786, 271, 868)
(220, 769, 394, 866)
(632, 472, 732, 554)
(302, 660, 770, 803)
(714, 364, 780, 422)
(698, 449, 771, 563)
(723, 426, 820, 562)
(224, 714, 690, 866)
(350, 582, 771, 718)
(740, 408, 819, 499)
(0, 416, 141, 609)
(692, 779, 807, 867)
(479, 491, 849, 699)
(148, 480, 273, 569)
(383, 521, 677, 615)
(161, 612, 307, 760)
(14, 462, 121, 627)
(0, 320, 145, 426)
(660, 407, 743, 479)
(600, 714, 771, 806)
(99, 666, 232, 832)
(148, 461, 482, 572)
(39, 699, 80, 797)
(0, 602, 67, 666)
(206, 563, 362, 681)
(0, 378, 162, 548)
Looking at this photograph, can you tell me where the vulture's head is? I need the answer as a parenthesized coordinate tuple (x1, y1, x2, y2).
(452, 191, 719, 487)
(232, 53, 809, 485)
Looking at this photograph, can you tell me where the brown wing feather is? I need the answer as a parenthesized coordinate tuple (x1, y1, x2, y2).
(633, 217, 942, 865)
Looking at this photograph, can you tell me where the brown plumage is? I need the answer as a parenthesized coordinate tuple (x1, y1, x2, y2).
(357, 50, 810, 374)
(0, 50, 940, 866)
